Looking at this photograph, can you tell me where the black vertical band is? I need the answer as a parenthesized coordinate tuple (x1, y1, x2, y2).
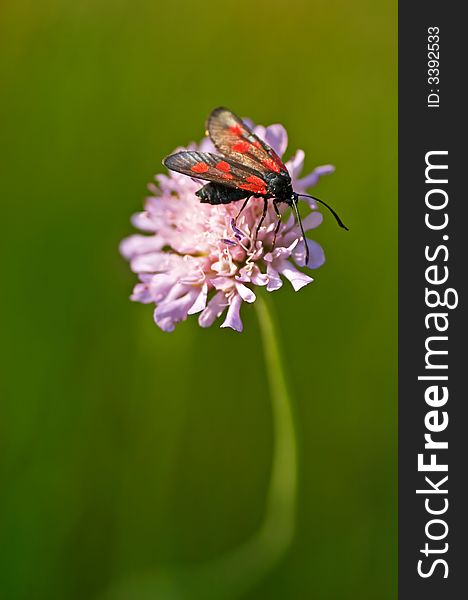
(399, 3, 466, 598)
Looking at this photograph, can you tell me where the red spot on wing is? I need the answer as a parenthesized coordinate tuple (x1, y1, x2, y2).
(253, 140, 262, 149)
(222, 173, 234, 180)
(229, 124, 244, 136)
(215, 161, 231, 172)
(191, 162, 209, 173)
(232, 141, 251, 153)
(239, 175, 267, 194)
(239, 183, 267, 194)
(262, 158, 281, 173)
(246, 175, 266, 186)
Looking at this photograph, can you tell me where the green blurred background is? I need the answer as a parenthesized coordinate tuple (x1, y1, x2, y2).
(0, 1, 397, 598)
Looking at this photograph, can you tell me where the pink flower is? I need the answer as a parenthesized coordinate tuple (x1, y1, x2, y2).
(120, 120, 333, 332)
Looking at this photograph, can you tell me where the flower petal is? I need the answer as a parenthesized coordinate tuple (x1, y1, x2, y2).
(277, 261, 313, 291)
(282, 213, 323, 247)
(154, 288, 199, 331)
(130, 252, 182, 273)
(199, 291, 228, 328)
(187, 283, 208, 314)
(301, 211, 323, 231)
(154, 316, 176, 333)
(264, 239, 298, 262)
(119, 234, 163, 260)
(130, 283, 153, 304)
(293, 239, 326, 269)
(198, 137, 216, 153)
(131, 211, 158, 232)
(220, 294, 243, 332)
(145, 273, 176, 302)
(297, 164, 335, 192)
(263, 124, 288, 157)
(235, 283, 256, 303)
(286, 149, 305, 180)
(236, 262, 268, 286)
(266, 264, 283, 292)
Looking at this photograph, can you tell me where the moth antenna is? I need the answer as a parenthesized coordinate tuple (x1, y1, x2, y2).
(298, 194, 349, 231)
(292, 197, 309, 266)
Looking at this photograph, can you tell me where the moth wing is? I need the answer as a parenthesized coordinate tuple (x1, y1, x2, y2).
(163, 151, 269, 195)
(207, 107, 288, 176)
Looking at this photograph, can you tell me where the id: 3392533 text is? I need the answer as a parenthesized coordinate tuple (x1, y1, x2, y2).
(427, 26, 440, 108)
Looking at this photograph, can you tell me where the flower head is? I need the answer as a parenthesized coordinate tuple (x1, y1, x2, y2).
(120, 119, 334, 332)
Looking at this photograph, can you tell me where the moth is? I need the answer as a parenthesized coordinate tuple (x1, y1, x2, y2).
(163, 107, 347, 264)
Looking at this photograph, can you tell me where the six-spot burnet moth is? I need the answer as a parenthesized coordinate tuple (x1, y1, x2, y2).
(163, 107, 348, 264)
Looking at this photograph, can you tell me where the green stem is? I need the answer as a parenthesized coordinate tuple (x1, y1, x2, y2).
(254, 294, 297, 554)
(110, 295, 298, 600)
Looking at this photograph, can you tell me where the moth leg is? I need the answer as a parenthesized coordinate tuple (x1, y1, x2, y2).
(272, 200, 282, 249)
(254, 198, 269, 246)
(234, 196, 251, 224)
